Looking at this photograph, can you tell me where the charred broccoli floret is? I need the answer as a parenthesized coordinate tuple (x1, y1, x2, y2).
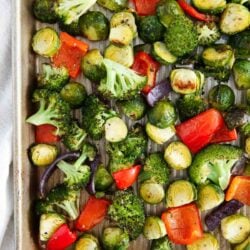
(26, 89, 71, 136)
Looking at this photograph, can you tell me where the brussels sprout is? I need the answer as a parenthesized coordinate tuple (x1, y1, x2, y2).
(202, 44, 235, 69)
(245, 138, 250, 156)
(164, 141, 192, 170)
(233, 59, 250, 89)
(104, 44, 134, 68)
(109, 25, 134, 47)
(79, 11, 109, 41)
(152, 42, 177, 65)
(39, 213, 65, 241)
(59, 20, 81, 36)
(187, 233, 219, 250)
(33, 0, 58, 23)
(105, 117, 128, 143)
(139, 181, 165, 204)
(170, 69, 204, 95)
(166, 180, 197, 207)
(32, 27, 60, 57)
(146, 123, 175, 145)
(235, 236, 250, 250)
(143, 216, 166, 240)
(192, 0, 226, 14)
(97, 0, 128, 12)
(81, 49, 106, 82)
(94, 165, 113, 192)
(60, 82, 87, 109)
(221, 214, 250, 244)
(134, 44, 153, 55)
(29, 144, 58, 167)
(75, 234, 101, 250)
(139, 16, 165, 43)
(118, 96, 147, 121)
(208, 84, 235, 111)
(220, 3, 250, 35)
(151, 236, 173, 250)
(197, 184, 224, 211)
(147, 100, 177, 129)
(102, 227, 129, 250)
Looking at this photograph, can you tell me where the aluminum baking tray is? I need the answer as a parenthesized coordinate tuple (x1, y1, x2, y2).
(13, 0, 250, 249)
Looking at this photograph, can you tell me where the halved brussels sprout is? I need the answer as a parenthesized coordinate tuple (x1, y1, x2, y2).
(143, 216, 166, 240)
(166, 180, 197, 207)
(32, 27, 60, 57)
(94, 165, 113, 192)
(104, 44, 134, 68)
(170, 69, 204, 95)
(164, 141, 192, 170)
(152, 42, 177, 65)
(97, 0, 128, 12)
(221, 214, 250, 244)
(233, 59, 250, 89)
(197, 184, 224, 211)
(75, 234, 100, 250)
(235, 236, 250, 250)
(146, 123, 176, 145)
(220, 3, 250, 35)
(187, 233, 219, 250)
(192, 0, 226, 14)
(109, 25, 133, 46)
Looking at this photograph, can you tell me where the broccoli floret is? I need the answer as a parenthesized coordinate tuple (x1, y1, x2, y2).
(108, 124, 148, 173)
(36, 184, 80, 220)
(176, 95, 207, 121)
(108, 190, 145, 240)
(57, 143, 96, 188)
(98, 59, 147, 100)
(164, 17, 198, 57)
(197, 66, 231, 81)
(55, 0, 97, 25)
(26, 89, 71, 136)
(37, 64, 69, 91)
(139, 153, 170, 185)
(82, 95, 117, 140)
(189, 144, 243, 190)
(151, 236, 173, 250)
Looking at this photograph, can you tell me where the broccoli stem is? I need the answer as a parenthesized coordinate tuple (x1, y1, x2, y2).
(57, 160, 82, 182)
(57, 200, 79, 220)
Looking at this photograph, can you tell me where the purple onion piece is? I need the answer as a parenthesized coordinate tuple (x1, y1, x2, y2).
(205, 199, 244, 231)
(231, 155, 247, 175)
(39, 151, 80, 198)
(146, 79, 171, 107)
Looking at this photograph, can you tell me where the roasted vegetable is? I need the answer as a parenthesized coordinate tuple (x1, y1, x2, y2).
(187, 233, 219, 250)
(151, 236, 173, 250)
(152, 42, 177, 65)
(143, 216, 166, 240)
(192, 0, 226, 14)
(235, 237, 250, 250)
(75, 234, 101, 250)
(58, 20, 81, 36)
(134, 43, 152, 55)
(233, 59, 250, 89)
(97, 0, 128, 12)
(33, 0, 58, 23)
(197, 66, 231, 81)
(94, 165, 113, 192)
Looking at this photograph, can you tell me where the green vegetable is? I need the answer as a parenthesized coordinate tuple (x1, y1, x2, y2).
(245, 138, 250, 156)
(197, 184, 224, 211)
(32, 27, 60, 57)
(79, 11, 109, 41)
(151, 236, 173, 250)
(195, 22, 221, 46)
(139, 16, 165, 43)
(94, 165, 113, 192)
(81, 49, 106, 83)
(118, 96, 147, 121)
(197, 66, 231, 82)
(164, 141, 192, 170)
(39, 213, 65, 241)
(104, 44, 134, 68)
(134, 43, 152, 55)
(33, 0, 58, 23)
(98, 59, 147, 100)
(143, 216, 166, 240)
(102, 227, 129, 250)
(221, 214, 250, 244)
(152, 42, 177, 65)
(108, 190, 145, 240)
(235, 236, 250, 250)
(192, 0, 226, 14)
(233, 59, 250, 89)
(97, 0, 128, 12)
(208, 84, 235, 111)
(147, 100, 177, 129)
(166, 180, 197, 207)
(189, 144, 243, 190)
(187, 233, 219, 250)
(164, 16, 198, 57)
(58, 20, 81, 36)
(220, 3, 250, 35)
(75, 234, 100, 250)
(29, 143, 58, 167)
(146, 123, 175, 145)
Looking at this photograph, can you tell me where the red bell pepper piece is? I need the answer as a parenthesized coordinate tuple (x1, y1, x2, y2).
(52, 32, 89, 78)
(46, 224, 77, 250)
(161, 203, 203, 245)
(176, 109, 224, 153)
(132, 51, 160, 94)
(132, 0, 160, 16)
(75, 196, 110, 232)
(177, 0, 217, 22)
(112, 165, 141, 190)
(35, 124, 60, 144)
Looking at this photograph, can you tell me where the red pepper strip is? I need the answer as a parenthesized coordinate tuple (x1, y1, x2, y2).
(112, 165, 141, 190)
(132, 0, 160, 16)
(161, 203, 203, 245)
(176, 109, 224, 153)
(46, 224, 77, 250)
(177, 0, 218, 22)
(52, 32, 89, 78)
(132, 51, 160, 94)
(35, 124, 60, 143)
(75, 196, 110, 232)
